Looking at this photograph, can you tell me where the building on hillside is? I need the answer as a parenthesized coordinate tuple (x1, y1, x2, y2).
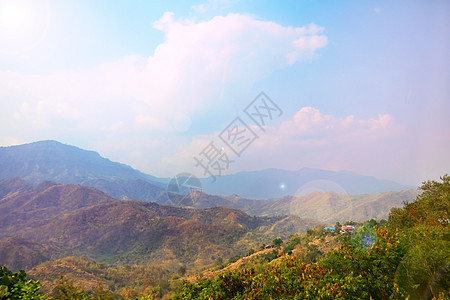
(324, 226, 335, 233)
(341, 225, 355, 234)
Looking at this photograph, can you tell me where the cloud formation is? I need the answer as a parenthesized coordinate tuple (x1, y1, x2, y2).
(0, 12, 328, 173)
(1, 12, 327, 131)
(156, 107, 403, 177)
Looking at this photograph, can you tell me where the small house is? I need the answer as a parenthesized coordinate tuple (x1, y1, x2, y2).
(341, 225, 355, 232)
(324, 226, 335, 233)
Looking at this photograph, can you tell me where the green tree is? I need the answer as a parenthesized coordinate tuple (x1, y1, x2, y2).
(351, 223, 377, 249)
(53, 275, 115, 300)
(334, 221, 341, 235)
(305, 244, 322, 263)
(388, 175, 450, 299)
(271, 238, 283, 248)
(0, 266, 46, 300)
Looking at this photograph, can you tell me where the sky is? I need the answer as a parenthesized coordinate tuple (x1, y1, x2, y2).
(0, 0, 449, 186)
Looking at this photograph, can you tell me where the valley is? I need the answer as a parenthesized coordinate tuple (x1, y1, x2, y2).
(0, 141, 446, 299)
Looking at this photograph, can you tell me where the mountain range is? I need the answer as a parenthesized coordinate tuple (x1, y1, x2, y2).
(164, 189, 420, 223)
(0, 140, 414, 202)
(0, 178, 316, 271)
(0, 140, 420, 223)
(0, 140, 422, 278)
(0, 140, 167, 202)
(200, 168, 414, 199)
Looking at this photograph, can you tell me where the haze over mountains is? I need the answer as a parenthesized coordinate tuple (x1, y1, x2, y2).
(0, 140, 167, 202)
(0, 140, 421, 274)
(0, 140, 414, 201)
(167, 189, 420, 223)
(0, 178, 316, 271)
(200, 168, 414, 199)
(0, 140, 420, 224)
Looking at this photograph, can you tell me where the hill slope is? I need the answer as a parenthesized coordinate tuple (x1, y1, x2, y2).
(168, 189, 419, 223)
(0, 140, 166, 201)
(241, 189, 420, 223)
(0, 182, 116, 234)
(0, 183, 316, 271)
(0, 177, 33, 199)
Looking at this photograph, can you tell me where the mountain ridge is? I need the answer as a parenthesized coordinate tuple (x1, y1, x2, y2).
(199, 167, 414, 199)
(0, 181, 317, 271)
(0, 140, 414, 202)
(0, 140, 167, 201)
(0, 140, 161, 184)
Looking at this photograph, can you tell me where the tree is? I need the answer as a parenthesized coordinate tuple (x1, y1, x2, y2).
(305, 244, 322, 263)
(0, 266, 46, 300)
(271, 238, 283, 248)
(388, 175, 450, 299)
(178, 265, 187, 276)
(334, 221, 342, 235)
(53, 275, 115, 300)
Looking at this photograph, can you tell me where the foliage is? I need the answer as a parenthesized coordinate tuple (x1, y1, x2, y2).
(282, 234, 301, 254)
(7, 176, 448, 299)
(271, 238, 283, 248)
(388, 175, 450, 299)
(173, 227, 406, 299)
(29, 256, 172, 299)
(173, 175, 449, 300)
(52, 275, 115, 300)
(0, 266, 46, 299)
(389, 175, 449, 229)
(350, 223, 377, 250)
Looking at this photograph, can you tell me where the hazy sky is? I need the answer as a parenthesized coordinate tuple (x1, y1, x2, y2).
(0, 0, 449, 185)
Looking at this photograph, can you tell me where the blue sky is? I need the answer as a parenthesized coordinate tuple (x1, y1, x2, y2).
(0, 0, 449, 185)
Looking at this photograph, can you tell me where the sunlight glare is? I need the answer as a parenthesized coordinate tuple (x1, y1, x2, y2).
(0, 1, 31, 36)
(0, 0, 50, 54)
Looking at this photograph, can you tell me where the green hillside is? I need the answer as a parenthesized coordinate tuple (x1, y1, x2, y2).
(173, 175, 449, 300)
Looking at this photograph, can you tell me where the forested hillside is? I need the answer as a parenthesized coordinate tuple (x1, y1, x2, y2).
(1, 175, 447, 299)
(0, 181, 317, 273)
(174, 175, 449, 299)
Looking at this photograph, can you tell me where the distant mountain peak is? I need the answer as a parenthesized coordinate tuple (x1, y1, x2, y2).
(30, 140, 64, 145)
(0, 140, 415, 203)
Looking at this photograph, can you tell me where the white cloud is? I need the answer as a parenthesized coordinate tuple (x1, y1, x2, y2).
(0, 12, 328, 176)
(143, 13, 328, 114)
(1, 12, 327, 132)
(278, 107, 397, 143)
(155, 107, 403, 177)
